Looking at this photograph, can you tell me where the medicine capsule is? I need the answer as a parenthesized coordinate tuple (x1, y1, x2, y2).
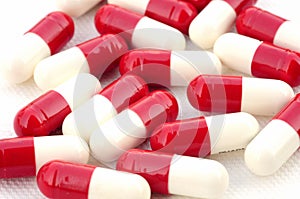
(189, 0, 257, 49)
(63, 74, 149, 142)
(117, 149, 229, 198)
(14, 73, 101, 137)
(94, 5, 186, 50)
(214, 33, 300, 87)
(89, 90, 178, 162)
(0, 135, 89, 178)
(150, 112, 259, 157)
(187, 75, 294, 115)
(182, 0, 211, 11)
(237, 7, 300, 52)
(55, 0, 103, 17)
(34, 34, 128, 90)
(37, 160, 151, 199)
(107, 0, 197, 34)
(119, 49, 222, 86)
(245, 94, 300, 176)
(0, 12, 74, 84)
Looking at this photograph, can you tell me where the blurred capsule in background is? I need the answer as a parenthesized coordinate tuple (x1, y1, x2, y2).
(0, 12, 74, 83)
(55, 0, 103, 17)
(14, 73, 101, 137)
(94, 5, 186, 50)
(119, 49, 222, 87)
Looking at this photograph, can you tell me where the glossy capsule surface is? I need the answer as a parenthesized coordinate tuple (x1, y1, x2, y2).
(182, 0, 211, 11)
(55, 0, 103, 17)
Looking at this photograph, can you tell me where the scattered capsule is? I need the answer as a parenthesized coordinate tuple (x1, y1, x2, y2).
(37, 160, 151, 199)
(34, 34, 128, 90)
(187, 75, 294, 115)
(181, 0, 211, 11)
(14, 73, 101, 137)
(119, 49, 222, 86)
(55, 0, 103, 17)
(237, 6, 300, 52)
(117, 149, 229, 198)
(214, 33, 300, 86)
(107, 0, 197, 34)
(0, 135, 89, 178)
(189, 0, 256, 49)
(0, 12, 74, 84)
(245, 94, 300, 176)
(89, 90, 178, 163)
(63, 74, 149, 142)
(150, 112, 259, 157)
(94, 5, 186, 50)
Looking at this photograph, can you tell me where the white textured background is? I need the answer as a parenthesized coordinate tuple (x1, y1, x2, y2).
(0, 0, 300, 198)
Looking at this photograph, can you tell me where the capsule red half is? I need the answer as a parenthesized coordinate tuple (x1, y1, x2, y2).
(107, 0, 197, 34)
(94, 5, 186, 50)
(181, 0, 211, 11)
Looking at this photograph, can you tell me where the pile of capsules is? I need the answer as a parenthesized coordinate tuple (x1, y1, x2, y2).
(1, 0, 300, 198)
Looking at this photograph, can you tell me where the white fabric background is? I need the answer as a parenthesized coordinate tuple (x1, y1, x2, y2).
(0, 0, 299, 198)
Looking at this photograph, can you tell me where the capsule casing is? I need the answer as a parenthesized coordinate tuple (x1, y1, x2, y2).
(181, 0, 211, 11)
(55, 0, 103, 17)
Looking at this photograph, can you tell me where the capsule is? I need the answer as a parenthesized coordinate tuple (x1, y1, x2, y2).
(94, 5, 186, 50)
(237, 7, 300, 53)
(63, 74, 149, 142)
(189, 0, 256, 49)
(37, 160, 150, 199)
(55, 0, 103, 17)
(245, 94, 300, 176)
(214, 33, 300, 87)
(181, 0, 211, 11)
(0, 12, 74, 84)
(0, 135, 89, 178)
(150, 112, 259, 157)
(187, 75, 294, 115)
(117, 149, 229, 198)
(107, 0, 197, 34)
(119, 49, 222, 86)
(14, 73, 101, 137)
(34, 34, 128, 90)
(89, 90, 178, 162)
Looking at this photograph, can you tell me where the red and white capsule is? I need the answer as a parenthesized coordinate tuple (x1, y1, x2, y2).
(150, 112, 259, 157)
(245, 93, 300, 176)
(181, 0, 211, 11)
(37, 160, 151, 199)
(89, 90, 178, 162)
(119, 49, 222, 86)
(237, 7, 300, 53)
(189, 0, 256, 49)
(14, 73, 101, 137)
(94, 5, 186, 50)
(117, 149, 229, 198)
(107, 0, 197, 34)
(187, 75, 294, 115)
(0, 135, 89, 179)
(214, 33, 300, 86)
(63, 74, 149, 142)
(34, 34, 128, 90)
(0, 12, 74, 84)
(55, 0, 103, 17)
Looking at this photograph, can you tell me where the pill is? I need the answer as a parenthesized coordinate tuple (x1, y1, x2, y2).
(89, 90, 178, 162)
(189, 0, 257, 49)
(117, 149, 229, 198)
(55, 0, 103, 17)
(0, 135, 89, 178)
(119, 49, 222, 86)
(94, 5, 186, 50)
(181, 0, 211, 11)
(214, 33, 300, 86)
(63, 74, 149, 142)
(37, 160, 151, 199)
(34, 34, 128, 90)
(14, 73, 101, 137)
(107, 0, 197, 34)
(0, 12, 74, 84)
(236, 7, 300, 53)
(187, 75, 294, 115)
(245, 94, 300, 176)
(150, 112, 259, 157)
